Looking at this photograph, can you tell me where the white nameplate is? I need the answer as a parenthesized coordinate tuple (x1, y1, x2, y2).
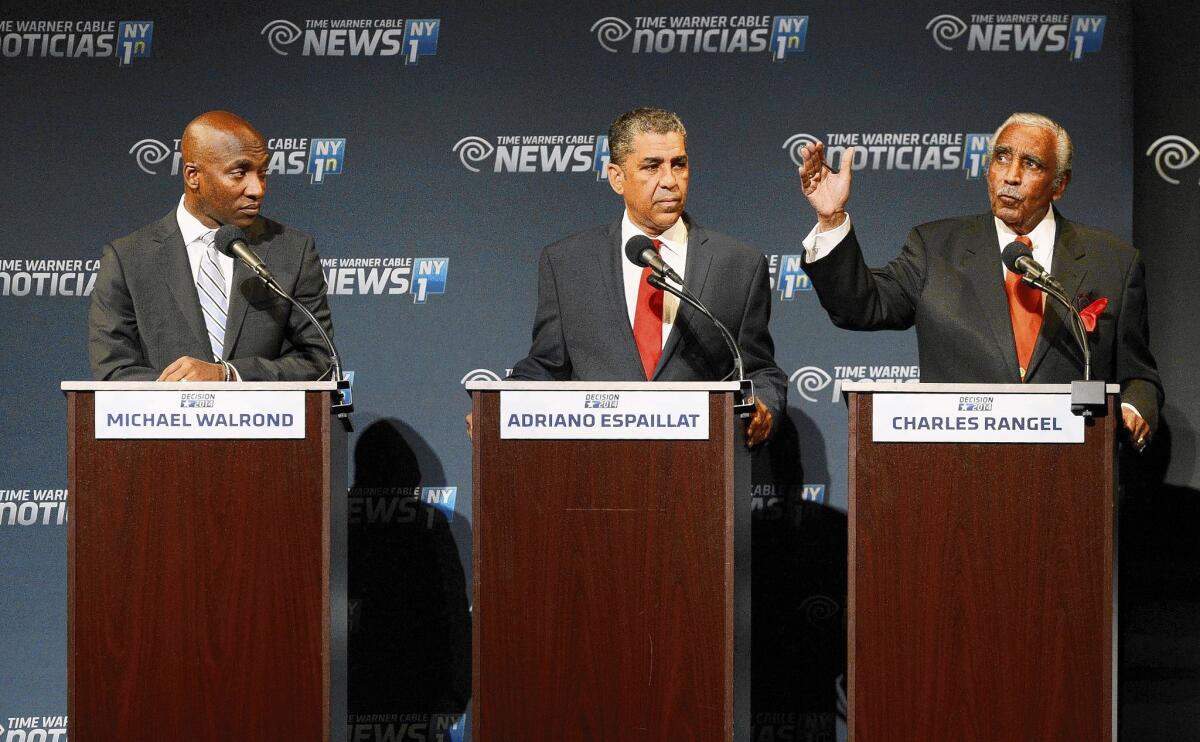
(872, 392, 1084, 443)
(95, 390, 305, 439)
(500, 390, 709, 440)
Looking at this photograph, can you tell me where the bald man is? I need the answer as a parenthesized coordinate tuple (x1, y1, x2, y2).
(89, 111, 335, 381)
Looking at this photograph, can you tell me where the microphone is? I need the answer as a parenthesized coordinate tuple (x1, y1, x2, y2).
(211, 224, 344, 385)
(624, 235, 683, 285)
(1001, 240, 1063, 292)
(999, 239, 1092, 381)
(214, 224, 279, 290)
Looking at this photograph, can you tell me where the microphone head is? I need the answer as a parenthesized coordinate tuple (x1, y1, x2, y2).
(1001, 240, 1033, 274)
(213, 224, 249, 259)
(624, 235, 656, 267)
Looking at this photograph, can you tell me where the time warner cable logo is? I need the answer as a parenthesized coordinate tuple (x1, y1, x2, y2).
(784, 131, 993, 179)
(591, 15, 807, 60)
(261, 17, 437, 63)
(790, 365, 920, 403)
(1146, 135, 1200, 185)
(129, 137, 346, 183)
(0, 18, 152, 65)
(454, 134, 611, 179)
(926, 13, 1105, 60)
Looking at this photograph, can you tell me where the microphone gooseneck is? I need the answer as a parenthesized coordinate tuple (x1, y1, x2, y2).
(1001, 239, 1091, 380)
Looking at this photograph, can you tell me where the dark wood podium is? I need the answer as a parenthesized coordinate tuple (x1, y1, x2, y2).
(469, 381, 751, 741)
(62, 381, 347, 742)
(843, 382, 1118, 742)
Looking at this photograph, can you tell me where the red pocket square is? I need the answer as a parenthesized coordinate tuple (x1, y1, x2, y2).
(1079, 297, 1108, 333)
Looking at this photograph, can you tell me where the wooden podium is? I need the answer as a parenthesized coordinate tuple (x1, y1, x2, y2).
(62, 381, 347, 742)
(843, 382, 1118, 742)
(468, 381, 751, 741)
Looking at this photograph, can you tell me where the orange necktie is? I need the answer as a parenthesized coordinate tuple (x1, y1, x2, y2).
(1004, 234, 1043, 382)
(632, 239, 664, 379)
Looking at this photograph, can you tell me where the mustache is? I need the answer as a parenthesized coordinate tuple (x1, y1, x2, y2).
(995, 185, 1024, 201)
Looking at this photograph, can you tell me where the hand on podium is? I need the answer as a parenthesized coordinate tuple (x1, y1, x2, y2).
(1123, 406, 1151, 451)
(156, 356, 227, 382)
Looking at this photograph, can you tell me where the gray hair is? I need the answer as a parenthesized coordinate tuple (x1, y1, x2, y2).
(608, 107, 687, 166)
(989, 112, 1073, 185)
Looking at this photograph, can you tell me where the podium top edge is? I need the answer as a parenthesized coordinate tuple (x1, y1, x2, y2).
(465, 381, 742, 391)
(61, 381, 341, 392)
(840, 381, 1121, 394)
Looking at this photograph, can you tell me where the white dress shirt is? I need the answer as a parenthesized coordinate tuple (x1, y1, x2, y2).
(620, 211, 688, 348)
(177, 196, 235, 300)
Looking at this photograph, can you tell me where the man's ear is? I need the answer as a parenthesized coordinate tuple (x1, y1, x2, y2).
(607, 161, 625, 196)
(183, 162, 201, 193)
(1052, 170, 1071, 201)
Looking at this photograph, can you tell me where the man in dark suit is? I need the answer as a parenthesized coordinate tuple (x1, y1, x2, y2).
(89, 111, 334, 382)
(796, 111, 1162, 449)
(508, 107, 787, 446)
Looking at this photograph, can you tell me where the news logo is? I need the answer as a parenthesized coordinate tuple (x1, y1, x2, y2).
(321, 256, 447, 303)
(1146, 135, 1200, 185)
(591, 14, 808, 60)
(411, 257, 448, 304)
(926, 12, 1106, 60)
(453, 134, 610, 178)
(0, 18, 154, 65)
(116, 20, 153, 65)
(260, 17, 439, 63)
(347, 486, 458, 527)
(307, 138, 346, 183)
(771, 254, 811, 299)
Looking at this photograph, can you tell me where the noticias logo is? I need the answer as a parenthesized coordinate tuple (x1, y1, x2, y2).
(128, 137, 346, 183)
(783, 131, 994, 178)
(591, 15, 807, 60)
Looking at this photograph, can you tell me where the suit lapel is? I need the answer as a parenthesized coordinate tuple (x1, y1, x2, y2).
(221, 218, 266, 358)
(596, 219, 646, 375)
(156, 213, 210, 354)
(1026, 211, 1088, 380)
(654, 217, 710, 379)
(962, 214, 1022, 381)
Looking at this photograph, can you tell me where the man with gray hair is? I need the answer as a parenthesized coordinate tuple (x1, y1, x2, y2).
(794, 111, 1162, 448)
(507, 106, 787, 446)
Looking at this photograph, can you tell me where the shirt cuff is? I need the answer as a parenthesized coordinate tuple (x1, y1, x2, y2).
(226, 361, 242, 382)
(1120, 401, 1142, 420)
(802, 214, 853, 262)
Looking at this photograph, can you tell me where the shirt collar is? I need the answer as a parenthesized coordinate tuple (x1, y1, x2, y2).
(993, 206, 1056, 252)
(620, 210, 688, 260)
(176, 195, 215, 247)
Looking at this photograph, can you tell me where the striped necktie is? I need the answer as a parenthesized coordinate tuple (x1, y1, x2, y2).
(195, 230, 228, 362)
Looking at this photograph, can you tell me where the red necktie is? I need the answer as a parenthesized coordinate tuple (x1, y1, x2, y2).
(633, 239, 664, 379)
(1004, 234, 1043, 382)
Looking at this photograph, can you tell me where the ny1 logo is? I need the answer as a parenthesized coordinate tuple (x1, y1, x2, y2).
(306, 138, 345, 183)
(773, 254, 812, 300)
(117, 20, 153, 66)
(412, 257, 448, 304)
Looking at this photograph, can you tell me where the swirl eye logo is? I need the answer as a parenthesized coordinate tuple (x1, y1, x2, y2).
(789, 366, 833, 403)
(926, 14, 967, 51)
(1146, 135, 1200, 185)
(799, 594, 841, 629)
(128, 138, 173, 175)
(261, 19, 302, 55)
(782, 133, 823, 168)
(591, 17, 632, 53)
(452, 136, 495, 173)
(460, 368, 501, 385)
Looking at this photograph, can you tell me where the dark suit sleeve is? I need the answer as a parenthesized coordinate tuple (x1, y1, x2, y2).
(229, 236, 335, 381)
(802, 226, 926, 331)
(508, 247, 573, 381)
(737, 255, 788, 423)
(1115, 249, 1163, 433)
(88, 243, 158, 381)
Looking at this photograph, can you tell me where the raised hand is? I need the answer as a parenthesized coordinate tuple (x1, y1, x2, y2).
(798, 142, 855, 232)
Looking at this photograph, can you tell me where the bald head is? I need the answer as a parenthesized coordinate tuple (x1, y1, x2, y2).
(181, 111, 269, 229)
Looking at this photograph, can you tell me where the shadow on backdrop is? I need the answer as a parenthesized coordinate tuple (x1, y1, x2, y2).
(752, 407, 847, 741)
(1119, 419, 1200, 741)
(347, 418, 471, 738)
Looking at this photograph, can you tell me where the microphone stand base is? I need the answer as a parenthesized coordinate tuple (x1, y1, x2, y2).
(1070, 379, 1107, 418)
(734, 379, 756, 418)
